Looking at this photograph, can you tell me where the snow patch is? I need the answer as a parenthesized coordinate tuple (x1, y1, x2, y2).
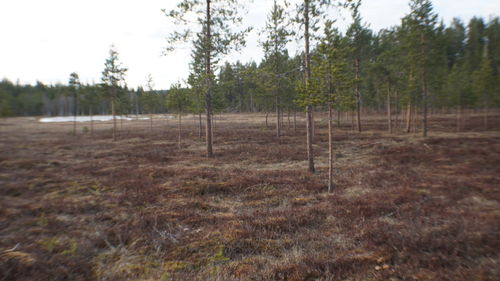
(39, 115, 150, 123)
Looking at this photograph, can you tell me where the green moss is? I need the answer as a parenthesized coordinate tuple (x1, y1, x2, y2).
(38, 237, 60, 253)
(209, 244, 230, 264)
(61, 239, 78, 256)
(36, 212, 48, 227)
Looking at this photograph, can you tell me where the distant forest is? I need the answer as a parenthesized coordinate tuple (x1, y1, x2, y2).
(0, 15, 498, 118)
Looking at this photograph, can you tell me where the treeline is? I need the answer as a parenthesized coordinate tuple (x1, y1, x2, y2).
(0, 80, 168, 117)
(0, 6, 499, 122)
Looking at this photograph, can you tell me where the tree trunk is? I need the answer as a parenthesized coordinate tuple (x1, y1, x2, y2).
(198, 112, 203, 139)
(395, 91, 400, 130)
(351, 110, 355, 131)
(406, 101, 412, 134)
(293, 110, 297, 132)
(387, 87, 392, 133)
(276, 95, 280, 138)
(304, 0, 314, 173)
(337, 110, 340, 128)
(205, 0, 214, 157)
(249, 92, 254, 112)
(311, 108, 315, 141)
(483, 105, 488, 130)
(112, 99, 117, 141)
(265, 112, 269, 129)
(285, 109, 289, 130)
(90, 107, 94, 138)
(178, 114, 182, 149)
(413, 105, 418, 133)
(355, 58, 362, 132)
(421, 34, 428, 137)
(150, 113, 153, 132)
(211, 113, 215, 145)
(328, 102, 334, 193)
(73, 90, 78, 136)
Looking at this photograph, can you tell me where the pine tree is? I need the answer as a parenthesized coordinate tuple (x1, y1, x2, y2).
(472, 40, 495, 129)
(261, 0, 294, 139)
(101, 45, 127, 141)
(68, 72, 80, 135)
(166, 82, 192, 149)
(295, 0, 353, 173)
(165, 0, 251, 157)
(312, 21, 351, 191)
(404, 0, 438, 137)
(346, 0, 371, 132)
(143, 74, 157, 132)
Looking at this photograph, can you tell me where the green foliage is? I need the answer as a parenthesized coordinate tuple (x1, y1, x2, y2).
(101, 45, 128, 104)
(472, 48, 496, 106)
(312, 21, 353, 109)
(166, 82, 192, 114)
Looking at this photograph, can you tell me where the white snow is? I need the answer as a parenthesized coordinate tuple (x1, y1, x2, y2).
(39, 115, 150, 123)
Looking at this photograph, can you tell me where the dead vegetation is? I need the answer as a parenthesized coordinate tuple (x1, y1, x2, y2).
(0, 113, 499, 280)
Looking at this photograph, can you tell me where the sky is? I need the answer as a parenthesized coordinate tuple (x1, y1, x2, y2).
(0, 0, 498, 90)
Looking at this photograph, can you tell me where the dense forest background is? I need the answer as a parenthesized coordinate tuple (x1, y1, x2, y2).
(0, 15, 498, 118)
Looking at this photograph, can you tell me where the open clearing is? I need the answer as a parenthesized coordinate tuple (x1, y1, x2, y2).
(1, 113, 499, 280)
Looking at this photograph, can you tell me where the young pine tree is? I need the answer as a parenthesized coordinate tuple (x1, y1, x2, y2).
(295, 0, 353, 173)
(68, 72, 80, 136)
(166, 83, 192, 149)
(164, 0, 251, 157)
(101, 45, 127, 141)
(312, 21, 351, 191)
(260, 0, 294, 139)
(346, 0, 371, 133)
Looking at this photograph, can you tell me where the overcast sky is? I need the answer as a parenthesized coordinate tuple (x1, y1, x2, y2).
(0, 0, 498, 89)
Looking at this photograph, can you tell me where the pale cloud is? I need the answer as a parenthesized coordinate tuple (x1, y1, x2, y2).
(0, 0, 498, 89)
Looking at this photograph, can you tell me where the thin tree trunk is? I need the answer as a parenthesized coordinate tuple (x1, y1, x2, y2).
(90, 108, 94, 137)
(276, 95, 280, 138)
(483, 106, 488, 130)
(304, 0, 314, 173)
(198, 112, 203, 139)
(293, 110, 297, 132)
(395, 91, 399, 130)
(406, 101, 412, 134)
(337, 110, 341, 128)
(265, 112, 269, 129)
(73, 90, 78, 135)
(211, 113, 215, 145)
(413, 105, 418, 133)
(355, 58, 362, 132)
(311, 108, 315, 141)
(287, 109, 291, 130)
(328, 102, 334, 193)
(178, 114, 182, 149)
(387, 87, 392, 134)
(112, 99, 117, 141)
(421, 34, 428, 137)
(205, 0, 213, 157)
(351, 110, 355, 131)
(150, 113, 153, 132)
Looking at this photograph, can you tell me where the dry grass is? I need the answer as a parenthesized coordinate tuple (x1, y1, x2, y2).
(0, 112, 499, 280)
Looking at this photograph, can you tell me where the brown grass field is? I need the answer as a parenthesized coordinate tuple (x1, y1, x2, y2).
(1, 112, 499, 281)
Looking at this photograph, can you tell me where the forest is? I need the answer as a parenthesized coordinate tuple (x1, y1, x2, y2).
(1, 11, 499, 122)
(1, 0, 499, 280)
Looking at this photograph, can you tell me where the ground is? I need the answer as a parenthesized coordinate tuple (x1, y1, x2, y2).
(0, 112, 499, 281)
